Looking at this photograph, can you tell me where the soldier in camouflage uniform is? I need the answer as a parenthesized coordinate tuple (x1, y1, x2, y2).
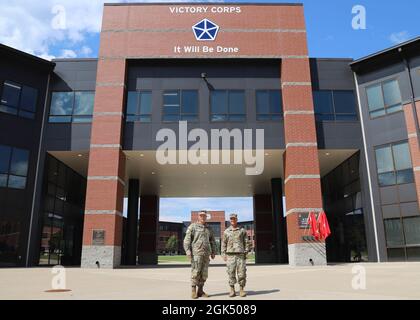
(183, 211, 216, 299)
(221, 213, 252, 298)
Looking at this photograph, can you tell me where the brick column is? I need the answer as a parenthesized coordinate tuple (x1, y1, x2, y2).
(281, 58, 327, 266)
(138, 195, 159, 265)
(81, 57, 127, 268)
(403, 101, 420, 207)
(253, 194, 275, 264)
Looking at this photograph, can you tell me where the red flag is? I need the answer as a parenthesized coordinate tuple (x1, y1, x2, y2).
(307, 212, 320, 240)
(318, 211, 331, 240)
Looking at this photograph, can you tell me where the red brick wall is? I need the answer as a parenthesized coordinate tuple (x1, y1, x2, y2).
(282, 56, 324, 245)
(191, 210, 226, 237)
(84, 3, 320, 254)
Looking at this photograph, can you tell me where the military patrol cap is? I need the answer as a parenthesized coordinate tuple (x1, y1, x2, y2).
(198, 210, 207, 216)
(229, 213, 238, 219)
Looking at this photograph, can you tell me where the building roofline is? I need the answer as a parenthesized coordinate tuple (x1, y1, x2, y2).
(0, 43, 55, 69)
(104, 2, 303, 6)
(350, 36, 420, 72)
(52, 58, 98, 62)
(311, 57, 354, 62)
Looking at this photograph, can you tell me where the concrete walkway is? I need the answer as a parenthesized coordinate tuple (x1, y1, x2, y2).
(1, 262, 420, 300)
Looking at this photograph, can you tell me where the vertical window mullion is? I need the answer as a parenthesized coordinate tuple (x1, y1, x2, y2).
(17, 84, 23, 115)
(70, 92, 76, 122)
(179, 90, 183, 118)
(380, 83, 388, 114)
(331, 90, 336, 121)
(137, 91, 141, 119)
(390, 143, 398, 177)
(6, 147, 13, 187)
(227, 90, 230, 119)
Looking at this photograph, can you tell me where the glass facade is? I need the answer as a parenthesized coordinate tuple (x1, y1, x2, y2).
(313, 90, 358, 121)
(321, 152, 368, 262)
(0, 144, 30, 266)
(38, 155, 86, 266)
(375, 141, 414, 187)
(210, 90, 246, 122)
(49, 91, 94, 123)
(256, 90, 283, 121)
(0, 81, 38, 119)
(0, 144, 29, 190)
(162, 90, 199, 122)
(366, 79, 402, 118)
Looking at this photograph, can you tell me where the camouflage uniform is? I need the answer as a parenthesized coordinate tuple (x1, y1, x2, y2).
(183, 223, 216, 287)
(221, 225, 252, 287)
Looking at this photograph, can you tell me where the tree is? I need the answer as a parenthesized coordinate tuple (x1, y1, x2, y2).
(165, 235, 178, 255)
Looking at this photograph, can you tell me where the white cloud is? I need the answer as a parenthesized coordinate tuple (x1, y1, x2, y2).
(0, 0, 111, 60)
(60, 49, 77, 58)
(0, 0, 218, 61)
(390, 31, 411, 45)
(80, 45, 93, 57)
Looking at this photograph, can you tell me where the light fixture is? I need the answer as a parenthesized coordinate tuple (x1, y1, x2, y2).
(152, 172, 156, 175)
(325, 152, 331, 156)
(140, 154, 144, 158)
(78, 154, 83, 157)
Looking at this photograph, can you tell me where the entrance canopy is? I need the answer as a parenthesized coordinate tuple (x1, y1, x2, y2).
(50, 149, 358, 197)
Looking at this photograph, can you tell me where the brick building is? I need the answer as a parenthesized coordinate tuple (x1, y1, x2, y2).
(0, 3, 419, 268)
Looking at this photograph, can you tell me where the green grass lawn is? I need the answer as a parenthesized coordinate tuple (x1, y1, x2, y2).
(158, 254, 255, 263)
(158, 255, 190, 263)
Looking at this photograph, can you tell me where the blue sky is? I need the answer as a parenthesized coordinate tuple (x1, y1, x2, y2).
(1, 1, 418, 60)
(1, 0, 419, 222)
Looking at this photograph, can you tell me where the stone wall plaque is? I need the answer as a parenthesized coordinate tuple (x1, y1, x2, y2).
(92, 230, 105, 246)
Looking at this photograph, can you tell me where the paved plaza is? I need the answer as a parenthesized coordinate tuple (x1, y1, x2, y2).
(1, 262, 420, 300)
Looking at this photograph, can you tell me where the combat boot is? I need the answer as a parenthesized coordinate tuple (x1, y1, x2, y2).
(191, 286, 198, 299)
(197, 285, 209, 298)
(229, 286, 236, 297)
(240, 286, 247, 297)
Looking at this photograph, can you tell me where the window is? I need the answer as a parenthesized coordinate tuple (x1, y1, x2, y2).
(49, 91, 94, 123)
(126, 91, 152, 122)
(403, 217, 420, 246)
(384, 219, 405, 247)
(0, 144, 29, 190)
(366, 79, 402, 118)
(256, 90, 283, 121)
(384, 217, 420, 261)
(39, 155, 86, 266)
(0, 81, 38, 119)
(211, 90, 245, 122)
(313, 90, 357, 121)
(162, 90, 198, 122)
(375, 142, 414, 187)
